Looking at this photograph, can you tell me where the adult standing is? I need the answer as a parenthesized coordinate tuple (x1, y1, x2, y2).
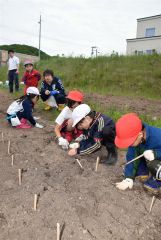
(8, 49, 20, 93)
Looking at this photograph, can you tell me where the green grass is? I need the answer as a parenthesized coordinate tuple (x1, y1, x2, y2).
(37, 54, 161, 99)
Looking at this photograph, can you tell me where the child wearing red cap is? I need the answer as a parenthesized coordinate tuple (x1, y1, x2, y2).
(22, 60, 41, 94)
(54, 90, 84, 149)
(115, 113, 161, 193)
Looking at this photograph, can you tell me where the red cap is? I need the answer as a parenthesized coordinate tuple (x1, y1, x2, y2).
(66, 90, 83, 102)
(115, 113, 142, 148)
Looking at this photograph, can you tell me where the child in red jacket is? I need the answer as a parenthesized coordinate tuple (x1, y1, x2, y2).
(22, 60, 41, 94)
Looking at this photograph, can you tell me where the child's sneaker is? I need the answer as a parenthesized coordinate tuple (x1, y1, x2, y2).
(135, 175, 149, 182)
(144, 176, 161, 194)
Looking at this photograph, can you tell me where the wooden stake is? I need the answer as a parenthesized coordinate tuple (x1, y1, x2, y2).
(11, 155, 14, 166)
(34, 194, 38, 211)
(8, 140, 10, 154)
(95, 156, 100, 172)
(1, 132, 4, 143)
(18, 169, 22, 185)
(149, 196, 156, 213)
(75, 158, 83, 169)
(57, 222, 60, 240)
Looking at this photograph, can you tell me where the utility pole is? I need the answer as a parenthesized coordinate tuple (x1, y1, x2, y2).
(91, 46, 98, 58)
(38, 15, 42, 60)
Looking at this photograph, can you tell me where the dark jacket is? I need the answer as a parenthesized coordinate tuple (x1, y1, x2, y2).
(40, 77, 65, 101)
(16, 98, 36, 125)
(78, 112, 114, 155)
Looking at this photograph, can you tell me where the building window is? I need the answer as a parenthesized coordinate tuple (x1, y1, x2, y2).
(145, 28, 155, 37)
(146, 50, 153, 55)
(138, 51, 143, 55)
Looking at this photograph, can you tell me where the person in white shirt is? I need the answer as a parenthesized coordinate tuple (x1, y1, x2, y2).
(54, 90, 84, 149)
(8, 49, 20, 93)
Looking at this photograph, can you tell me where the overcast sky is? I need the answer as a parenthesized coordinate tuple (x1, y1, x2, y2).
(0, 0, 161, 56)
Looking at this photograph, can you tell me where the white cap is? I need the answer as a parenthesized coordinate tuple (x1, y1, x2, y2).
(72, 104, 91, 127)
(24, 59, 33, 66)
(26, 87, 40, 95)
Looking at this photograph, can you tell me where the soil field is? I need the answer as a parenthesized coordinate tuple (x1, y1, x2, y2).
(0, 90, 161, 240)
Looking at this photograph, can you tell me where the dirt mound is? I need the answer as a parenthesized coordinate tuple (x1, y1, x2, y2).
(0, 90, 161, 240)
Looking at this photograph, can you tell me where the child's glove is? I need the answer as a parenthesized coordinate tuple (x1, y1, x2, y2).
(75, 134, 84, 142)
(116, 178, 133, 190)
(143, 150, 155, 161)
(58, 137, 69, 149)
(50, 90, 59, 96)
(35, 123, 44, 128)
(69, 142, 80, 149)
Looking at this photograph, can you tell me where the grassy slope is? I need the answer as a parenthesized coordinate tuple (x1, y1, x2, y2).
(1, 54, 161, 126)
(36, 54, 161, 99)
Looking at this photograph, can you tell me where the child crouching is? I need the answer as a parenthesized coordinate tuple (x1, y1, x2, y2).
(7, 87, 43, 129)
(54, 90, 83, 149)
(68, 104, 118, 165)
(40, 69, 66, 111)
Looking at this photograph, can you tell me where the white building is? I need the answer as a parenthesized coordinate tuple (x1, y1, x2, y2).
(126, 14, 161, 55)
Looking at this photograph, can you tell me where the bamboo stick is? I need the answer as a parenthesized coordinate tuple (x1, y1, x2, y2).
(34, 194, 38, 211)
(75, 158, 83, 169)
(8, 140, 10, 154)
(18, 169, 22, 185)
(11, 155, 14, 166)
(149, 196, 156, 213)
(95, 156, 100, 172)
(57, 223, 60, 240)
(124, 154, 144, 166)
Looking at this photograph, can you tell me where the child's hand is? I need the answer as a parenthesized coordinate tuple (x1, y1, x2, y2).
(45, 90, 50, 95)
(68, 148, 77, 156)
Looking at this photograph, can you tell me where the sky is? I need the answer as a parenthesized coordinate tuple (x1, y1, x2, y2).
(0, 0, 161, 57)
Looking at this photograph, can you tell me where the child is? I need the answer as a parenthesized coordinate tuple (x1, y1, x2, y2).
(68, 104, 118, 165)
(115, 113, 161, 193)
(22, 60, 41, 94)
(7, 87, 43, 129)
(54, 90, 83, 149)
(40, 69, 66, 111)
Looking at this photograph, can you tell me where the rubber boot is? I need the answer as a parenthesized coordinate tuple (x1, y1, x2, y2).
(102, 148, 118, 165)
(58, 104, 65, 111)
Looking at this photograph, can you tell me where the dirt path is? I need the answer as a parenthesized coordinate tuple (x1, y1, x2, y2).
(0, 91, 161, 240)
(86, 93, 161, 118)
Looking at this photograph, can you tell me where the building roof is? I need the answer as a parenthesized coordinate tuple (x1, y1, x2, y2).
(137, 14, 161, 21)
(126, 35, 161, 42)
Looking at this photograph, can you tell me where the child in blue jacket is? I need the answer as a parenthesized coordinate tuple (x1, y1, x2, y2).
(40, 69, 66, 111)
(115, 113, 161, 194)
